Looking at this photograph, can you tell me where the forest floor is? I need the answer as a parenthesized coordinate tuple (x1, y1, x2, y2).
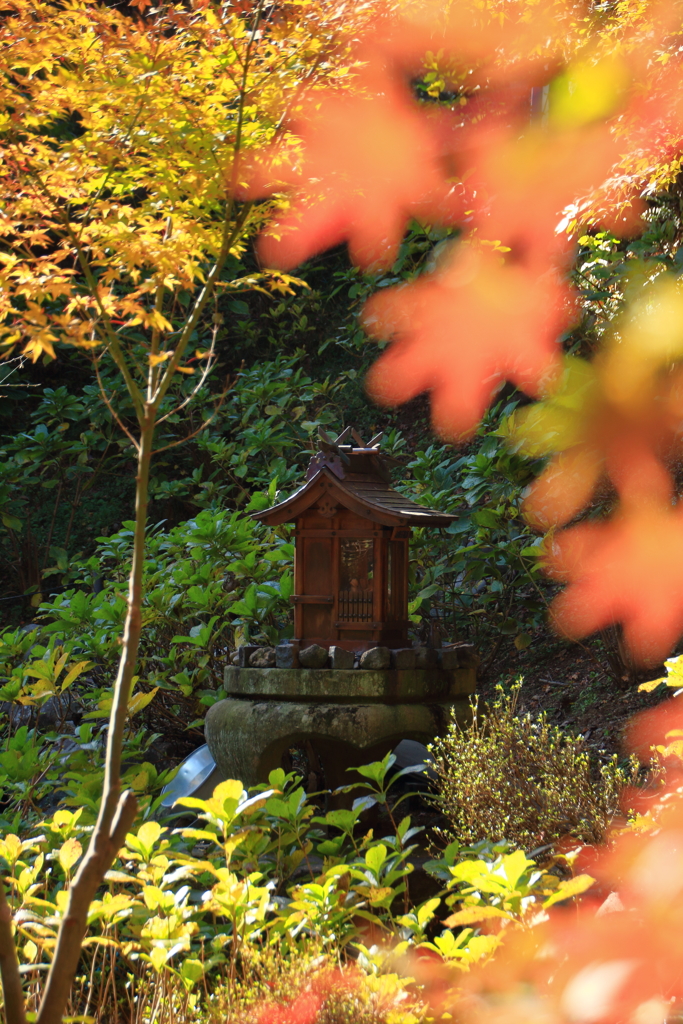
(480, 627, 673, 762)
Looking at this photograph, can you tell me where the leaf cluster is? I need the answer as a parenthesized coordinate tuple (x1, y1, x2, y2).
(430, 682, 638, 850)
(1, 752, 592, 1021)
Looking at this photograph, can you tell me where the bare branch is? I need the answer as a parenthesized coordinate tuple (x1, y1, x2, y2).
(151, 200, 254, 408)
(153, 375, 234, 454)
(155, 361, 215, 425)
(0, 355, 28, 389)
(93, 356, 140, 452)
(149, 217, 173, 402)
(156, 320, 220, 425)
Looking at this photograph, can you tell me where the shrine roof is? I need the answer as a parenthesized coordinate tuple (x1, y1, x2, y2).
(251, 428, 457, 529)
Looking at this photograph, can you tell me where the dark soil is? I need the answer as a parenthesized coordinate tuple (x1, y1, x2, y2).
(477, 625, 675, 762)
(146, 691, 206, 775)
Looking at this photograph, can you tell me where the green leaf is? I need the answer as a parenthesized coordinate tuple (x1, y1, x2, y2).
(323, 809, 359, 833)
(61, 660, 91, 692)
(472, 510, 500, 529)
(353, 754, 395, 786)
(317, 838, 345, 857)
(58, 837, 82, 874)
(149, 946, 168, 973)
(501, 850, 534, 890)
(0, 680, 21, 701)
(444, 905, 512, 927)
(279, 572, 293, 601)
(227, 601, 253, 617)
(180, 959, 204, 991)
(50, 546, 68, 571)
(365, 844, 388, 877)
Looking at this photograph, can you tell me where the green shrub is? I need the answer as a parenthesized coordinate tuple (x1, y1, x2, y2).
(4, 751, 585, 1022)
(430, 682, 637, 850)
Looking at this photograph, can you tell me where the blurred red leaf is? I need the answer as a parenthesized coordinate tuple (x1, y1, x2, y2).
(522, 406, 674, 530)
(462, 122, 627, 269)
(364, 248, 570, 438)
(547, 503, 683, 664)
(244, 73, 461, 272)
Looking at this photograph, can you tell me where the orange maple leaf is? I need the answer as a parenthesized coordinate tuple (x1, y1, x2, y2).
(521, 401, 675, 530)
(364, 248, 571, 438)
(243, 72, 461, 272)
(514, 279, 683, 531)
(461, 122, 626, 270)
(547, 502, 683, 664)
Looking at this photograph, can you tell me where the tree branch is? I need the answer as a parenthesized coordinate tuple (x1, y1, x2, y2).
(93, 355, 140, 451)
(152, 200, 254, 407)
(155, 320, 220, 426)
(34, 791, 137, 1024)
(0, 879, 26, 1024)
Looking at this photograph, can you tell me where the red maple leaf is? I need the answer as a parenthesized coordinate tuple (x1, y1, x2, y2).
(364, 248, 571, 438)
(243, 72, 462, 272)
(548, 502, 683, 664)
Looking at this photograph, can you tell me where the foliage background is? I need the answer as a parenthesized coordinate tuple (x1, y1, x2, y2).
(4, 0, 683, 1019)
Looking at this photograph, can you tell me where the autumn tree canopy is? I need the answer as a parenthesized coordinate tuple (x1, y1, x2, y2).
(3, 0, 683, 666)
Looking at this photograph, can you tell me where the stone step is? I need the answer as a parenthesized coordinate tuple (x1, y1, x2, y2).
(223, 665, 476, 703)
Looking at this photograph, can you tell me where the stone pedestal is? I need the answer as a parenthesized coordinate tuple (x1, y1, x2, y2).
(205, 662, 476, 789)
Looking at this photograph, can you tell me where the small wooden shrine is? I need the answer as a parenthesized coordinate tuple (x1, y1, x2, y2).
(252, 428, 456, 651)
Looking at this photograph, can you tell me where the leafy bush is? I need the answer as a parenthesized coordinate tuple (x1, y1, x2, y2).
(151, 352, 355, 514)
(5, 753, 585, 1022)
(399, 406, 548, 658)
(430, 683, 637, 850)
(0, 507, 294, 727)
(0, 352, 350, 613)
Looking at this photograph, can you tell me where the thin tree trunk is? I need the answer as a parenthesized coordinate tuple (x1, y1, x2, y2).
(0, 878, 26, 1024)
(34, 406, 156, 1024)
(42, 480, 63, 574)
